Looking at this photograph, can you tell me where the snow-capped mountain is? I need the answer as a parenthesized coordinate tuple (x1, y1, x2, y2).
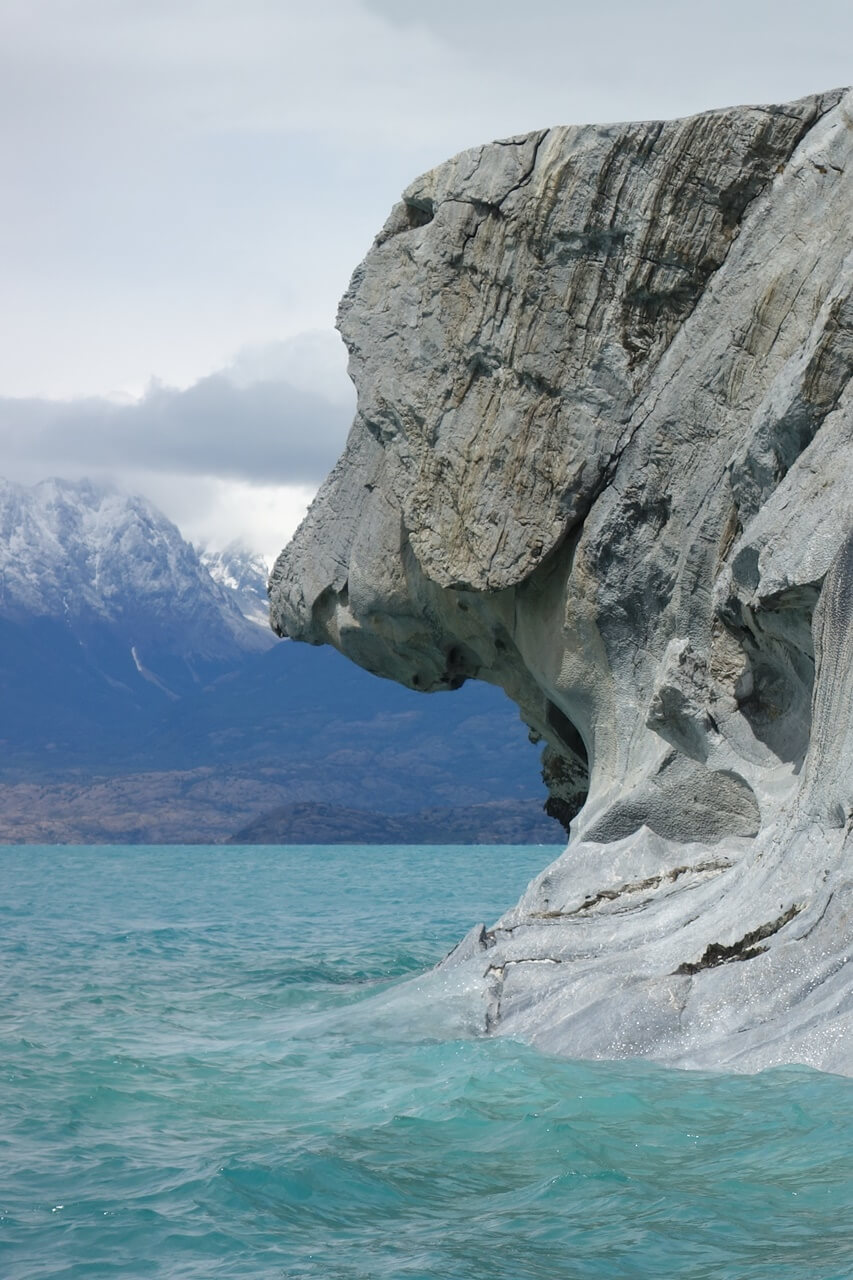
(0, 478, 276, 755)
(199, 541, 271, 629)
(0, 476, 273, 651)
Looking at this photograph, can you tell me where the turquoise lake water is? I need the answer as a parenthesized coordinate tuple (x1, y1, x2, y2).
(1, 843, 851, 1279)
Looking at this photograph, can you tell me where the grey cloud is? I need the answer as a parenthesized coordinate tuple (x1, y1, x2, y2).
(0, 370, 353, 487)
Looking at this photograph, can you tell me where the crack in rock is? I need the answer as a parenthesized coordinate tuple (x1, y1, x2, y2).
(675, 904, 802, 974)
(531, 858, 732, 919)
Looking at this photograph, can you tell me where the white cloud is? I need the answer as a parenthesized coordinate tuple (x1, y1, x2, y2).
(0, 332, 353, 486)
(364, 0, 852, 122)
(226, 330, 354, 405)
(138, 473, 316, 566)
(0, 0, 490, 398)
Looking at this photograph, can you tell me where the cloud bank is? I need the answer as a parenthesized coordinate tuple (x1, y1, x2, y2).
(1, 374, 349, 488)
(0, 330, 354, 559)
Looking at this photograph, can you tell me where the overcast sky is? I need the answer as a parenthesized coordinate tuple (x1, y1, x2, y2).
(1, 0, 849, 560)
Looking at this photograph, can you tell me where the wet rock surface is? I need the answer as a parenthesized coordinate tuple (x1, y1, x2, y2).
(271, 89, 853, 1073)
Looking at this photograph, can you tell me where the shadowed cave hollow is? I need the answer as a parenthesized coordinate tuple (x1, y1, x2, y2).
(540, 700, 589, 834)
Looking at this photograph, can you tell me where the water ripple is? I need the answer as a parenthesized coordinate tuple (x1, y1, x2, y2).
(1, 843, 850, 1280)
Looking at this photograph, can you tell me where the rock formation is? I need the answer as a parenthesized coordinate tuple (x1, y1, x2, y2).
(270, 89, 853, 1074)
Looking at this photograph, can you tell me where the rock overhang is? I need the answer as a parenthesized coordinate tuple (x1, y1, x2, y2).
(269, 88, 853, 1073)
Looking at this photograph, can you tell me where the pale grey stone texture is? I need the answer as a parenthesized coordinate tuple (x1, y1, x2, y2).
(270, 89, 853, 1074)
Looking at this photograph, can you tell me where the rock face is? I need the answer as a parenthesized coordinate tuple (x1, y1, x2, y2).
(270, 90, 853, 1074)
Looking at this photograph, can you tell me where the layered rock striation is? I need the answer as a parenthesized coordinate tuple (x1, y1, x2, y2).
(270, 90, 853, 1073)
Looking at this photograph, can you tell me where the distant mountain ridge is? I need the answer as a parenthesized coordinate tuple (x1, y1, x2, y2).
(228, 799, 561, 846)
(0, 475, 558, 843)
(0, 477, 272, 652)
(0, 476, 277, 768)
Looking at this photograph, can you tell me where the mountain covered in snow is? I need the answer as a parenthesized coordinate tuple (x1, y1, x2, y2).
(199, 541, 271, 629)
(0, 476, 273, 681)
(0, 477, 276, 763)
(0, 476, 273, 643)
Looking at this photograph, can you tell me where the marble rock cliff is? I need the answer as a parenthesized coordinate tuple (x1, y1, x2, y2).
(270, 89, 853, 1073)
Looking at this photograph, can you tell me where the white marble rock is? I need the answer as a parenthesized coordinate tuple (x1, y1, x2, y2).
(270, 89, 853, 1074)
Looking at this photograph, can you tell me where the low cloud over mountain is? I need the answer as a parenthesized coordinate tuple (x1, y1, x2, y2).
(0, 342, 353, 489)
(0, 331, 354, 558)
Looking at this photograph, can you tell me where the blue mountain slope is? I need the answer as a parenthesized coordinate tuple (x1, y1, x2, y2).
(0, 476, 556, 839)
(0, 477, 273, 770)
(138, 639, 544, 811)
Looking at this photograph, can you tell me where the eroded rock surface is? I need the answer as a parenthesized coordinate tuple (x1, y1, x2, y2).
(270, 89, 853, 1074)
